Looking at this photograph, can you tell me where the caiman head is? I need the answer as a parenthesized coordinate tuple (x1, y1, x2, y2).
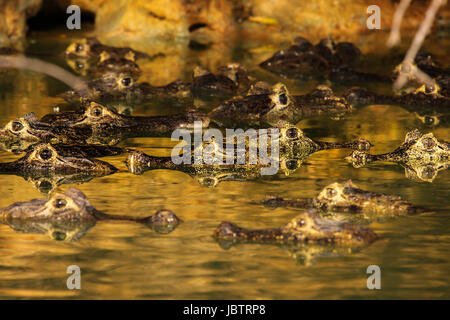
(0, 143, 117, 174)
(66, 58, 92, 76)
(315, 180, 425, 215)
(0, 188, 97, 222)
(0, 189, 181, 239)
(277, 124, 318, 158)
(64, 71, 137, 102)
(41, 102, 132, 129)
(65, 38, 98, 58)
(0, 113, 57, 144)
(214, 209, 378, 246)
(346, 130, 449, 168)
(402, 129, 449, 163)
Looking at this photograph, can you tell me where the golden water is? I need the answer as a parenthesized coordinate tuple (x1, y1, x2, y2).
(0, 31, 448, 299)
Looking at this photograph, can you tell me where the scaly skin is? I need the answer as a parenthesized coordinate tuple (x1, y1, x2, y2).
(0, 113, 92, 148)
(65, 38, 148, 60)
(345, 82, 450, 128)
(191, 63, 252, 98)
(262, 180, 427, 216)
(346, 129, 449, 182)
(0, 143, 118, 175)
(66, 50, 141, 78)
(209, 83, 353, 127)
(63, 63, 251, 102)
(63, 71, 192, 103)
(40, 102, 210, 138)
(126, 124, 371, 186)
(213, 209, 378, 246)
(0, 188, 181, 241)
(259, 37, 361, 79)
(344, 77, 450, 108)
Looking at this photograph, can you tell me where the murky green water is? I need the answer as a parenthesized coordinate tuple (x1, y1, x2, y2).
(0, 30, 448, 299)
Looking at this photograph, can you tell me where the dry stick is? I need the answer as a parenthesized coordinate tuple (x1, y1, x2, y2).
(393, 0, 446, 90)
(386, 0, 412, 47)
(0, 55, 88, 95)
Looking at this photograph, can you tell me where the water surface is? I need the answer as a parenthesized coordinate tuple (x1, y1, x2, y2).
(0, 30, 448, 299)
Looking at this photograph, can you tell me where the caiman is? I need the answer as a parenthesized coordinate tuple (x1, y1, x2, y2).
(208, 82, 353, 127)
(40, 101, 211, 139)
(259, 37, 361, 79)
(63, 63, 252, 103)
(261, 180, 427, 217)
(126, 124, 371, 186)
(344, 76, 450, 109)
(346, 129, 449, 182)
(0, 188, 182, 241)
(65, 37, 148, 60)
(0, 143, 118, 175)
(66, 52, 141, 78)
(213, 209, 378, 246)
(0, 113, 92, 148)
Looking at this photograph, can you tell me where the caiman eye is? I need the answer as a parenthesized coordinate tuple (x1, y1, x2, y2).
(121, 77, 132, 87)
(52, 231, 67, 241)
(298, 219, 306, 227)
(202, 177, 217, 187)
(286, 127, 299, 139)
(425, 84, 435, 94)
(54, 198, 67, 209)
(11, 121, 24, 132)
(285, 160, 298, 170)
(90, 106, 103, 117)
(39, 148, 53, 161)
(326, 187, 337, 198)
(279, 93, 288, 105)
(75, 44, 84, 53)
(75, 61, 84, 69)
(424, 116, 435, 125)
(421, 137, 436, 150)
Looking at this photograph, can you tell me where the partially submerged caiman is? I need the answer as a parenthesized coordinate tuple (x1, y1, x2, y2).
(0, 142, 124, 193)
(261, 180, 427, 217)
(65, 37, 148, 60)
(344, 75, 450, 108)
(213, 209, 378, 246)
(344, 76, 450, 128)
(0, 102, 210, 147)
(63, 63, 253, 103)
(0, 142, 118, 175)
(0, 188, 182, 241)
(260, 36, 449, 86)
(208, 82, 353, 127)
(40, 101, 210, 139)
(259, 37, 361, 79)
(346, 129, 449, 182)
(126, 124, 371, 186)
(0, 113, 92, 149)
(66, 52, 142, 78)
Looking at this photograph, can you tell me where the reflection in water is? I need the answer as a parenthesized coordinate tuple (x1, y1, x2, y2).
(261, 180, 429, 223)
(0, 32, 448, 300)
(216, 240, 364, 266)
(0, 188, 182, 241)
(346, 129, 449, 182)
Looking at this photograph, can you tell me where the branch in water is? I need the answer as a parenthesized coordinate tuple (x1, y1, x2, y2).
(393, 0, 445, 91)
(386, 0, 412, 47)
(0, 55, 88, 95)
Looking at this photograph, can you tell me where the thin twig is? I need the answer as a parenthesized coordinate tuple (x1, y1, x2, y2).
(386, 0, 412, 47)
(0, 55, 88, 94)
(393, 0, 445, 90)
